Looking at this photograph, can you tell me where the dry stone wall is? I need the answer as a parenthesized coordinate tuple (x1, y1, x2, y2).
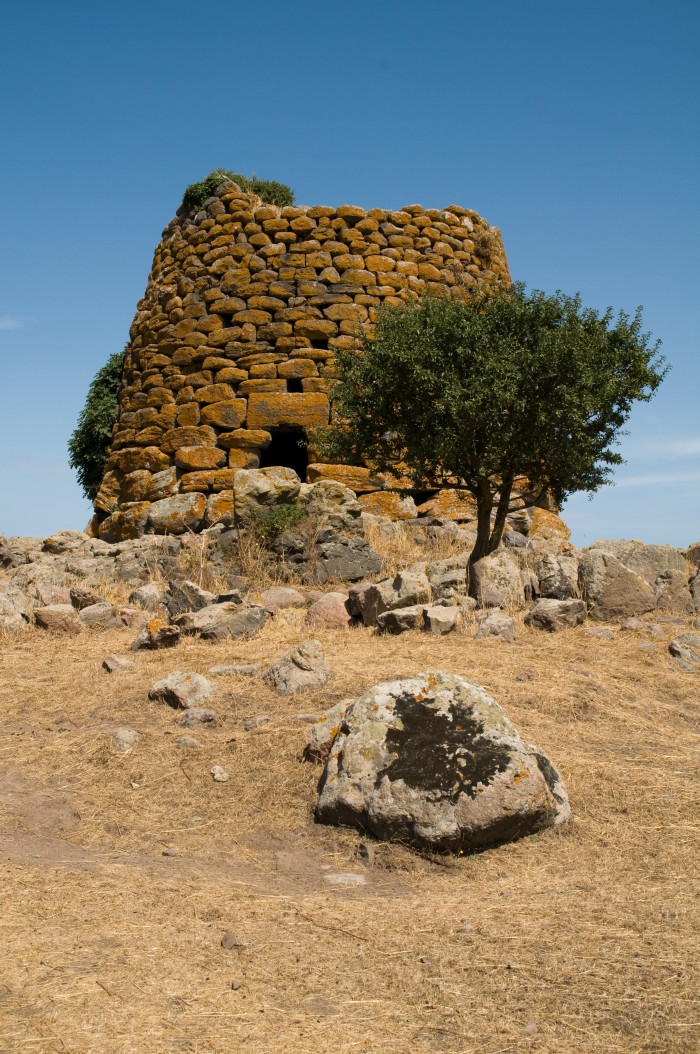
(94, 181, 510, 540)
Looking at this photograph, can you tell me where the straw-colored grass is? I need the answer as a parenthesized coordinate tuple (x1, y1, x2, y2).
(0, 608, 697, 1053)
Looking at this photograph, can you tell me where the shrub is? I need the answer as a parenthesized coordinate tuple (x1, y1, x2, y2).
(250, 504, 307, 545)
(181, 169, 295, 212)
(68, 349, 125, 501)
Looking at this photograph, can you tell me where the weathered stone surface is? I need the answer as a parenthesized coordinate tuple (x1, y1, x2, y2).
(0, 586, 34, 629)
(423, 604, 461, 635)
(99, 502, 151, 543)
(347, 568, 430, 625)
(306, 464, 384, 492)
(233, 466, 301, 523)
(579, 549, 656, 621)
(527, 508, 572, 552)
(149, 672, 216, 709)
(305, 592, 351, 629)
(260, 586, 306, 613)
(315, 672, 570, 851)
(300, 481, 363, 533)
(78, 602, 116, 629)
(246, 393, 329, 430)
(535, 553, 579, 600)
(111, 727, 139, 752)
(685, 542, 700, 571)
(69, 586, 106, 610)
(311, 532, 383, 584)
(174, 445, 227, 471)
(262, 639, 331, 694)
(130, 617, 181, 651)
(668, 633, 700, 665)
(304, 699, 351, 762)
(208, 662, 260, 677)
(426, 552, 470, 601)
(148, 494, 207, 534)
(476, 610, 515, 643)
(416, 489, 478, 521)
(590, 540, 692, 613)
(470, 551, 526, 609)
(173, 602, 268, 641)
(691, 572, 700, 613)
(128, 582, 168, 611)
(102, 654, 136, 673)
(376, 604, 426, 634)
(33, 604, 82, 634)
(525, 599, 586, 632)
(358, 492, 417, 520)
(165, 580, 215, 617)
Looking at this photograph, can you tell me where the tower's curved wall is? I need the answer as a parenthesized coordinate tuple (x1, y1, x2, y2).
(94, 183, 510, 538)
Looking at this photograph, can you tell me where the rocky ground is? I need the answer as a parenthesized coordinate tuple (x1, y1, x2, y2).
(0, 486, 698, 1053)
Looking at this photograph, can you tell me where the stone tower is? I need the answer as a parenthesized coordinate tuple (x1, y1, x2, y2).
(93, 181, 510, 540)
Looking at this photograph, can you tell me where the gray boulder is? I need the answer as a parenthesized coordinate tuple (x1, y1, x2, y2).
(148, 494, 207, 535)
(691, 573, 700, 613)
(300, 480, 363, 534)
(423, 604, 461, 635)
(102, 654, 136, 673)
(315, 671, 570, 852)
(525, 599, 586, 632)
(579, 549, 656, 620)
(305, 592, 351, 630)
(149, 672, 216, 709)
(173, 603, 268, 641)
(476, 610, 515, 643)
(685, 542, 700, 572)
(426, 552, 470, 601)
(310, 531, 383, 584)
(348, 568, 430, 626)
(78, 602, 116, 629)
(130, 619, 181, 651)
(33, 604, 82, 634)
(535, 553, 579, 600)
(376, 605, 426, 634)
(262, 639, 331, 695)
(165, 579, 216, 617)
(589, 540, 692, 613)
(233, 466, 301, 524)
(128, 582, 169, 611)
(470, 551, 526, 610)
(0, 586, 34, 630)
(260, 586, 306, 613)
(668, 633, 700, 665)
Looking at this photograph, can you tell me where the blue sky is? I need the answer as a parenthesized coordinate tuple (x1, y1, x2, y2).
(1, 0, 698, 546)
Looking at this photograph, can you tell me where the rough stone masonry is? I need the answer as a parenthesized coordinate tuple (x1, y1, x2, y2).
(91, 180, 511, 540)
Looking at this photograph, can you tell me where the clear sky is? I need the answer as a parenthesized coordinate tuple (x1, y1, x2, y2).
(1, 0, 698, 547)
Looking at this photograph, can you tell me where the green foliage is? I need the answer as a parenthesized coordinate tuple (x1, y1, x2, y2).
(181, 169, 295, 211)
(318, 284, 667, 563)
(250, 503, 307, 545)
(68, 349, 125, 501)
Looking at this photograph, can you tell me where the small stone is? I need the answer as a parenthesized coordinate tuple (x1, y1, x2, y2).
(423, 604, 461, 635)
(176, 735, 200, 748)
(323, 872, 366, 886)
(130, 618, 181, 651)
(162, 847, 177, 857)
(357, 842, 375, 866)
(102, 654, 136, 673)
(211, 765, 230, 782)
(180, 708, 217, 726)
(208, 663, 260, 677)
(638, 642, 655, 652)
(585, 626, 615, 640)
(111, 727, 139, 752)
(262, 639, 331, 695)
(523, 1021, 538, 1036)
(221, 930, 241, 949)
(230, 979, 242, 991)
(260, 586, 306, 613)
(70, 586, 105, 610)
(128, 583, 168, 611)
(242, 715, 270, 731)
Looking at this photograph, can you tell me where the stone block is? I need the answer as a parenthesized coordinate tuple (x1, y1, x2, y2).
(246, 393, 329, 430)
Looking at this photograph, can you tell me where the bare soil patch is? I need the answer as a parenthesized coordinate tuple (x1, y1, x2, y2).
(0, 613, 697, 1053)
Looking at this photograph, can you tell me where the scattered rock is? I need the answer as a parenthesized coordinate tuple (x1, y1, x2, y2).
(149, 672, 216, 709)
(262, 639, 331, 695)
(33, 604, 83, 634)
(535, 553, 579, 600)
(179, 708, 218, 726)
(102, 654, 136, 673)
(315, 671, 570, 852)
(242, 714, 270, 731)
(130, 618, 181, 651)
(173, 603, 268, 641)
(304, 699, 351, 762)
(111, 727, 139, 752)
(425, 552, 470, 601)
(348, 570, 430, 627)
(211, 765, 230, 783)
(305, 592, 351, 630)
(220, 930, 242, 948)
(470, 551, 527, 610)
(0, 586, 34, 630)
(230, 980, 242, 991)
(525, 599, 586, 632)
(585, 626, 615, 640)
(233, 466, 301, 524)
(324, 872, 367, 886)
(79, 602, 116, 629)
(376, 605, 425, 634)
(69, 586, 105, 610)
(310, 531, 383, 584)
(208, 663, 260, 677)
(357, 842, 375, 866)
(669, 634, 700, 666)
(162, 847, 177, 857)
(176, 736, 200, 748)
(475, 610, 515, 643)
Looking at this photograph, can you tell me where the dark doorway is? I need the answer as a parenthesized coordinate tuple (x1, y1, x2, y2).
(259, 428, 309, 479)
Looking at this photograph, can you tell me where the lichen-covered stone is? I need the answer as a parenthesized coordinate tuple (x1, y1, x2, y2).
(315, 671, 569, 851)
(148, 494, 207, 534)
(246, 393, 329, 430)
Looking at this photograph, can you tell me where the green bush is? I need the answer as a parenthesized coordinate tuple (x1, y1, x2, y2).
(68, 349, 125, 501)
(181, 169, 295, 212)
(250, 504, 307, 545)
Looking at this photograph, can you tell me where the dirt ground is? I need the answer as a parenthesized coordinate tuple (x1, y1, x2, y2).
(0, 610, 698, 1054)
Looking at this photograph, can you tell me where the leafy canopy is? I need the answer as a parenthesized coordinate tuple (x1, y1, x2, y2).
(318, 284, 667, 560)
(181, 169, 295, 211)
(68, 349, 125, 501)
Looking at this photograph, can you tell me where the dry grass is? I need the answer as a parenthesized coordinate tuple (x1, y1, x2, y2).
(0, 609, 698, 1054)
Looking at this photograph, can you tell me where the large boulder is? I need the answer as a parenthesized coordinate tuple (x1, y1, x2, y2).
(348, 568, 431, 626)
(589, 540, 692, 613)
(0, 586, 34, 630)
(33, 604, 83, 634)
(470, 551, 527, 609)
(233, 466, 301, 525)
(305, 592, 351, 630)
(579, 549, 656, 620)
(426, 552, 470, 601)
(525, 598, 586, 632)
(165, 580, 216, 617)
(314, 672, 570, 852)
(148, 494, 207, 535)
(299, 480, 363, 534)
(535, 553, 579, 600)
(262, 639, 331, 694)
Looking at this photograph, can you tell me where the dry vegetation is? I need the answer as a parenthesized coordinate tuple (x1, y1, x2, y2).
(0, 601, 698, 1054)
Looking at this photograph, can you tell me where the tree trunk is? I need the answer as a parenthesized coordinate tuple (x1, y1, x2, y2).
(487, 471, 514, 555)
(467, 482, 494, 598)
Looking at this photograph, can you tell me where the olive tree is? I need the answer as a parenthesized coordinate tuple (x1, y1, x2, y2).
(318, 284, 667, 565)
